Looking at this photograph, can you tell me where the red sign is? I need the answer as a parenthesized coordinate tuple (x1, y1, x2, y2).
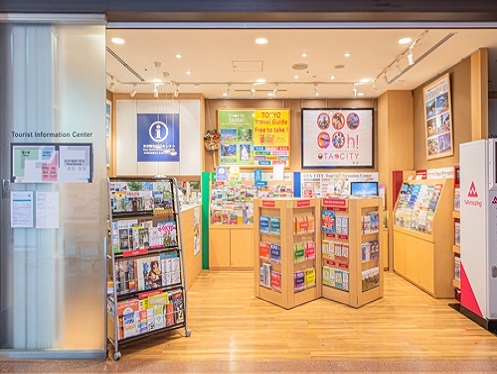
(297, 200, 311, 207)
(123, 249, 148, 257)
(323, 198, 346, 207)
(468, 182, 478, 198)
(262, 200, 276, 207)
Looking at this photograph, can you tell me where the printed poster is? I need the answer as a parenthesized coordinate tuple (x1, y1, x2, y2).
(218, 109, 290, 167)
(137, 113, 180, 162)
(301, 108, 373, 168)
(423, 73, 453, 160)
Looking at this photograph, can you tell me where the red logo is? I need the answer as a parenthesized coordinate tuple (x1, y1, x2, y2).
(468, 182, 478, 198)
(493, 196, 497, 204)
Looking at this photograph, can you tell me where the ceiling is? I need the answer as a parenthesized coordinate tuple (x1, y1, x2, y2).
(105, 27, 497, 100)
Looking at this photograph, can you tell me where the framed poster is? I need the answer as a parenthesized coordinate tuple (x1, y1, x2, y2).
(218, 109, 290, 167)
(423, 73, 453, 160)
(301, 108, 374, 168)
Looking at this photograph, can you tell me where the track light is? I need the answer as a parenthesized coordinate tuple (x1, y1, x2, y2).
(173, 84, 180, 98)
(353, 84, 358, 97)
(383, 74, 389, 85)
(109, 79, 115, 92)
(313, 83, 319, 97)
(372, 80, 380, 92)
(407, 47, 415, 66)
(130, 84, 137, 98)
(153, 84, 159, 98)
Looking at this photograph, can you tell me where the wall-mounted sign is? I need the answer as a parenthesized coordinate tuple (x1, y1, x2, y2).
(137, 113, 180, 162)
(218, 109, 290, 167)
(301, 108, 374, 168)
(11, 143, 93, 183)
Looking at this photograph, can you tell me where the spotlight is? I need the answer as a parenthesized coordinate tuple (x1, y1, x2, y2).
(173, 84, 180, 98)
(407, 47, 415, 66)
(109, 80, 115, 92)
(313, 83, 319, 97)
(153, 84, 159, 98)
(130, 84, 137, 98)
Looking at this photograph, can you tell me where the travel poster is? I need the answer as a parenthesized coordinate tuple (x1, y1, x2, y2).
(218, 109, 290, 167)
(423, 73, 453, 160)
(301, 108, 373, 168)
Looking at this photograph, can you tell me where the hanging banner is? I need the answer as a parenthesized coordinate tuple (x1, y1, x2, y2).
(137, 113, 180, 162)
(218, 109, 290, 167)
(301, 108, 373, 168)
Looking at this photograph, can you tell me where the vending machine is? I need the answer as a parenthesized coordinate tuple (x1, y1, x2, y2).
(459, 139, 497, 331)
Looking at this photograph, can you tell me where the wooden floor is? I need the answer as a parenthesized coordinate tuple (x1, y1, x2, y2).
(118, 270, 497, 361)
(3, 270, 497, 373)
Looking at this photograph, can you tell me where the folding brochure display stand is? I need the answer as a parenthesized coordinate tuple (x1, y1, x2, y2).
(254, 198, 321, 309)
(321, 197, 384, 308)
(106, 177, 190, 360)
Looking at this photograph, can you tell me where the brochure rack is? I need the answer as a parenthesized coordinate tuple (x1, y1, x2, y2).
(253, 198, 321, 309)
(106, 177, 190, 360)
(393, 178, 454, 298)
(321, 197, 384, 308)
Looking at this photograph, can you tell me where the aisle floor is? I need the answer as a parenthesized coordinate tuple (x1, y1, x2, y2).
(2, 271, 497, 373)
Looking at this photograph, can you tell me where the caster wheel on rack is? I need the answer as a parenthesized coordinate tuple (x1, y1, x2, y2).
(185, 329, 192, 337)
(113, 351, 121, 361)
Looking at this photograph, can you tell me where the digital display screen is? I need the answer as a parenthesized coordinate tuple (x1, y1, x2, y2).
(350, 181, 379, 197)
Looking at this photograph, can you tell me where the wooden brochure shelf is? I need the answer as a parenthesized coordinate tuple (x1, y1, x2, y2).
(253, 198, 321, 309)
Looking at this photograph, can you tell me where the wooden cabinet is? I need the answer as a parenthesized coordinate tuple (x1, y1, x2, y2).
(393, 178, 454, 298)
(209, 225, 254, 269)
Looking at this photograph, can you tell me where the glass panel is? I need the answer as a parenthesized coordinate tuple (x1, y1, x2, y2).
(0, 23, 106, 354)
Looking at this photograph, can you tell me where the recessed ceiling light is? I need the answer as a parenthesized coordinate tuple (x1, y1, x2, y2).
(358, 92, 365, 97)
(152, 78, 162, 83)
(256, 78, 266, 83)
(255, 37, 268, 45)
(301, 52, 309, 58)
(222, 92, 228, 97)
(111, 37, 125, 45)
(294, 75, 299, 79)
(186, 70, 191, 75)
(267, 92, 274, 97)
(398, 37, 412, 45)
(344, 52, 351, 58)
(175, 53, 182, 59)
(329, 75, 335, 80)
(360, 78, 371, 83)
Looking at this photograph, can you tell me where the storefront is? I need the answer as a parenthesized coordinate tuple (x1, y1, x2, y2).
(1, 0, 497, 360)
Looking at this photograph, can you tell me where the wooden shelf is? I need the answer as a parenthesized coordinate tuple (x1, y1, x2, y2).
(321, 197, 383, 308)
(393, 178, 455, 298)
(254, 198, 321, 309)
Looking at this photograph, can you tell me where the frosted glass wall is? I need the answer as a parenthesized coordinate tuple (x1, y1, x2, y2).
(0, 20, 107, 358)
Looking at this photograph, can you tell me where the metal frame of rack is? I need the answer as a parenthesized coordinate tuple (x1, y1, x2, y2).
(106, 176, 190, 360)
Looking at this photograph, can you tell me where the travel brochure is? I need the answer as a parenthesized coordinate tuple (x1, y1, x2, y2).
(394, 182, 442, 234)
